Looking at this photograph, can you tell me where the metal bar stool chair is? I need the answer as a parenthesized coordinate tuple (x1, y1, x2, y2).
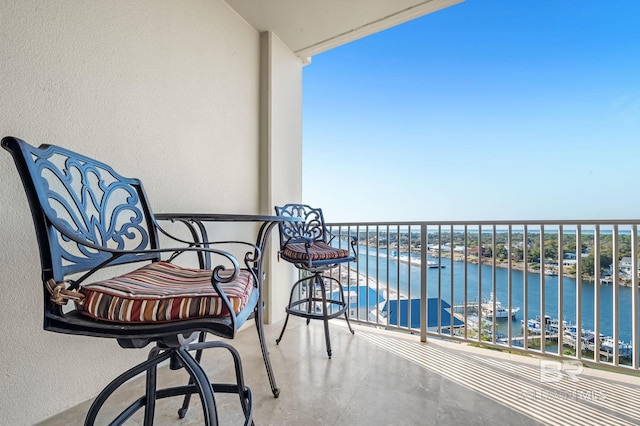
(274, 204, 356, 358)
(3, 136, 261, 425)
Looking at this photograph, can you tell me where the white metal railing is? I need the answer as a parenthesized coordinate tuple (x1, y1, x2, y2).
(325, 220, 640, 373)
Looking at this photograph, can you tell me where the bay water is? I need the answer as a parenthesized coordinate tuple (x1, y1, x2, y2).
(355, 246, 637, 344)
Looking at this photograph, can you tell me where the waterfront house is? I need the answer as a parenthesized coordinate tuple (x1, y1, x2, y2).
(467, 246, 485, 256)
(619, 256, 634, 275)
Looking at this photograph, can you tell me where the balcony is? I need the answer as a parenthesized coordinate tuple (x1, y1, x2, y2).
(40, 320, 640, 425)
(39, 219, 640, 425)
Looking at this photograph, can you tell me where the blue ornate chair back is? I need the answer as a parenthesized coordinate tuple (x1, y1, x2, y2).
(2, 137, 160, 299)
(274, 204, 327, 249)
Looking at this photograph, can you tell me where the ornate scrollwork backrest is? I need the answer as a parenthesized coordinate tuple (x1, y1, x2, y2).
(5, 138, 158, 278)
(275, 204, 327, 249)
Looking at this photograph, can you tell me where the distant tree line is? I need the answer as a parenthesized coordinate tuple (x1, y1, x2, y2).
(354, 229, 636, 278)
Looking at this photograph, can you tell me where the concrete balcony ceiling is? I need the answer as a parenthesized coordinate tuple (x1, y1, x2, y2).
(226, 0, 464, 59)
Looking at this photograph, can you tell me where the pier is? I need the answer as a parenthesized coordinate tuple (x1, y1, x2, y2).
(452, 302, 480, 316)
(452, 298, 519, 320)
(520, 317, 634, 361)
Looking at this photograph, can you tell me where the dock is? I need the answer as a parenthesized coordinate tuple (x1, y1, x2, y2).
(521, 317, 634, 361)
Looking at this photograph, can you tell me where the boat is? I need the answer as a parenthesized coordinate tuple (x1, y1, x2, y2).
(521, 315, 552, 334)
(481, 293, 520, 319)
(389, 251, 445, 268)
(600, 337, 633, 357)
(427, 260, 445, 268)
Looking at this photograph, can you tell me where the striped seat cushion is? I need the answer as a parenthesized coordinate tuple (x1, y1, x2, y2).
(282, 241, 350, 261)
(78, 261, 254, 323)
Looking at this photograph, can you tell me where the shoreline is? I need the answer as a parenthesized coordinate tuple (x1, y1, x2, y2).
(390, 250, 633, 287)
(332, 252, 632, 307)
(332, 268, 404, 302)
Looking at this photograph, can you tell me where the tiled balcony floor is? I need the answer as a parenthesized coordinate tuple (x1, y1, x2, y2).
(39, 319, 640, 425)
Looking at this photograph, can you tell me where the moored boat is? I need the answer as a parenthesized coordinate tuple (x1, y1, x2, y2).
(481, 293, 520, 319)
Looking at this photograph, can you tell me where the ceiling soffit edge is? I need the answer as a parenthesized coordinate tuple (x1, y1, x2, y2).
(294, 0, 464, 59)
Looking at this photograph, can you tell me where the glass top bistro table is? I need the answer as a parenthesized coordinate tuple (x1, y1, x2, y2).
(154, 213, 301, 399)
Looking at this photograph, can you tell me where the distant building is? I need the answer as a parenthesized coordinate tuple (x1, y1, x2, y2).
(467, 247, 485, 256)
(429, 244, 451, 252)
(618, 257, 635, 275)
(382, 298, 464, 332)
(619, 257, 633, 269)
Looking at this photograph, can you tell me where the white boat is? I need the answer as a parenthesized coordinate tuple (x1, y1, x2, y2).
(521, 316, 552, 334)
(600, 337, 633, 356)
(481, 294, 520, 319)
(390, 251, 445, 268)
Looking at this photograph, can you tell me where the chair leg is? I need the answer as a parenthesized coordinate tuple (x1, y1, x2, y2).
(337, 281, 355, 335)
(84, 349, 173, 426)
(318, 274, 333, 358)
(175, 347, 219, 426)
(255, 303, 280, 397)
(344, 310, 355, 335)
(276, 312, 291, 345)
(306, 277, 314, 323)
(178, 331, 207, 419)
(214, 341, 253, 424)
(276, 275, 311, 346)
(85, 341, 253, 426)
(143, 346, 164, 426)
(278, 271, 352, 358)
(188, 340, 253, 426)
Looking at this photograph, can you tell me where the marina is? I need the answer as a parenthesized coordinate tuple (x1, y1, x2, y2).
(328, 245, 638, 363)
(520, 315, 634, 360)
(451, 293, 519, 320)
(336, 266, 635, 362)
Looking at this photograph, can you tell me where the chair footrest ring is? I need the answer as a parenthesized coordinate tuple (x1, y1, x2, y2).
(285, 298, 348, 319)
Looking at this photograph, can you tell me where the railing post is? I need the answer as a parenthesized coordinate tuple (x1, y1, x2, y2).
(420, 223, 427, 342)
(612, 224, 619, 365)
(576, 225, 582, 358)
(594, 224, 600, 364)
(633, 224, 639, 369)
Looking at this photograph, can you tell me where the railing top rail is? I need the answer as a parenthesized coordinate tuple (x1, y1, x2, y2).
(327, 219, 640, 227)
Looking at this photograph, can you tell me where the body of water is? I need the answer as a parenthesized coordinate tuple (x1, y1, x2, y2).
(354, 246, 637, 344)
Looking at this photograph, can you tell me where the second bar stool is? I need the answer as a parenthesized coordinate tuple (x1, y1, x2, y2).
(274, 204, 355, 358)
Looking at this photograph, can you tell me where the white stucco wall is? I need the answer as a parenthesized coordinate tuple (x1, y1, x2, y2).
(0, 1, 302, 424)
(259, 32, 304, 323)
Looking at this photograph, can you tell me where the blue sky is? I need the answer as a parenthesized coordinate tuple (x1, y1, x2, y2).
(302, 0, 640, 222)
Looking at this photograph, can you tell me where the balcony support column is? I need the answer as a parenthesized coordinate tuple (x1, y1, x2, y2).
(259, 31, 304, 323)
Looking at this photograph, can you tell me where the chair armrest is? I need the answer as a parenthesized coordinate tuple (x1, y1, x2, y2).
(154, 214, 262, 270)
(283, 236, 315, 246)
(327, 232, 358, 257)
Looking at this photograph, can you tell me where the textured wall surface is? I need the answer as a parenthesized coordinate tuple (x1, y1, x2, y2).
(0, 1, 304, 423)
